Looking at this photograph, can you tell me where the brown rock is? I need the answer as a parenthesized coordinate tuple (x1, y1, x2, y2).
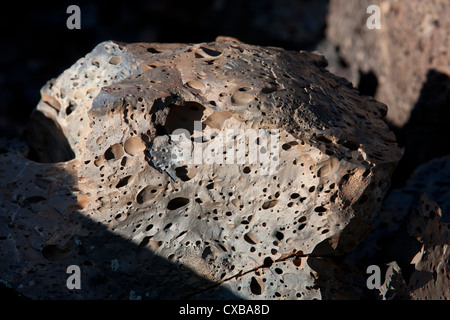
(326, 0, 450, 127)
(0, 39, 402, 299)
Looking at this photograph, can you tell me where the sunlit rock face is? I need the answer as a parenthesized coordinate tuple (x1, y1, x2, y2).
(0, 38, 402, 299)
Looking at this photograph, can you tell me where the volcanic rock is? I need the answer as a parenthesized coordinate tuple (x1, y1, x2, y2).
(0, 38, 402, 299)
(326, 0, 450, 127)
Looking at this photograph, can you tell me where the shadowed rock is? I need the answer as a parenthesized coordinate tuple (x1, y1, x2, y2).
(0, 38, 402, 299)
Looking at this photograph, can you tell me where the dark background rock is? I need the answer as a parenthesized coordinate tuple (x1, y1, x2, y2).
(391, 70, 450, 188)
(1, 0, 449, 300)
(324, 0, 450, 188)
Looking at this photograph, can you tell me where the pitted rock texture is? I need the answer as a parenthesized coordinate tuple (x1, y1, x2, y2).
(326, 0, 450, 127)
(0, 38, 402, 299)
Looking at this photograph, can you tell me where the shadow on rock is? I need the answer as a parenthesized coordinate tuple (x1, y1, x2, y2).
(390, 69, 450, 189)
(0, 150, 237, 299)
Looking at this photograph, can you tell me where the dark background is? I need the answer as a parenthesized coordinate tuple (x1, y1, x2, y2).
(0, 0, 329, 139)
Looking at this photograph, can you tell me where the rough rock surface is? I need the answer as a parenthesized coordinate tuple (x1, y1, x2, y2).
(378, 261, 410, 300)
(346, 155, 450, 299)
(326, 0, 450, 127)
(407, 193, 450, 299)
(0, 38, 402, 299)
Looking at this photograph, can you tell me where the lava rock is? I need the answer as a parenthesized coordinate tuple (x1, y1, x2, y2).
(326, 0, 450, 127)
(0, 38, 402, 299)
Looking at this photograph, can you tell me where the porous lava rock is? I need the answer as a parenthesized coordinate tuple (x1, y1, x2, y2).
(0, 37, 402, 299)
